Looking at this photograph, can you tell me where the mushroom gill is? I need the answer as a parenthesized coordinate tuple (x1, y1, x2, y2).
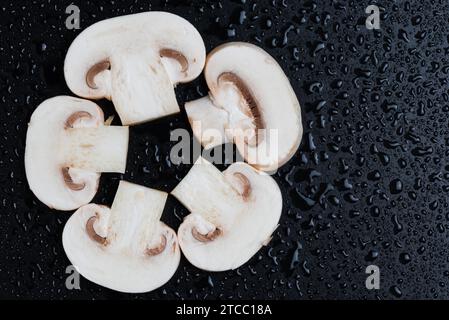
(86, 60, 111, 89)
(233, 172, 251, 200)
(191, 227, 221, 242)
(65, 111, 92, 129)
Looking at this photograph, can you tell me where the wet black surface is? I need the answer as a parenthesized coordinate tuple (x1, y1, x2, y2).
(1, 0, 449, 299)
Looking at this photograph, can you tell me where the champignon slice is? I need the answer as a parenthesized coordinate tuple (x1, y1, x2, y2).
(64, 12, 206, 125)
(25, 96, 129, 211)
(171, 157, 282, 271)
(62, 181, 180, 293)
(185, 42, 303, 172)
(160, 49, 189, 73)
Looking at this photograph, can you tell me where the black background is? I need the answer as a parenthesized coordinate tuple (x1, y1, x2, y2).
(1, 0, 449, 300)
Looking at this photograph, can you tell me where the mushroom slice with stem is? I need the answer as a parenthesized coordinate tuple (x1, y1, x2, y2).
(171, 157, 282, 271)
(62, 181, 180, 293)
(64, 12, 206, 125)
(25, 96, 129, 211)
(185, 42, 302, 172)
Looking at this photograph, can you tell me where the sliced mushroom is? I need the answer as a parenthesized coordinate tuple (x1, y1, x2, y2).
(62, 181, 180, 293)
(171, 157, 282, 271)
(64, 12, 206, 125)
(25, 96, 129, 211)
(185, 42, 302, 172)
